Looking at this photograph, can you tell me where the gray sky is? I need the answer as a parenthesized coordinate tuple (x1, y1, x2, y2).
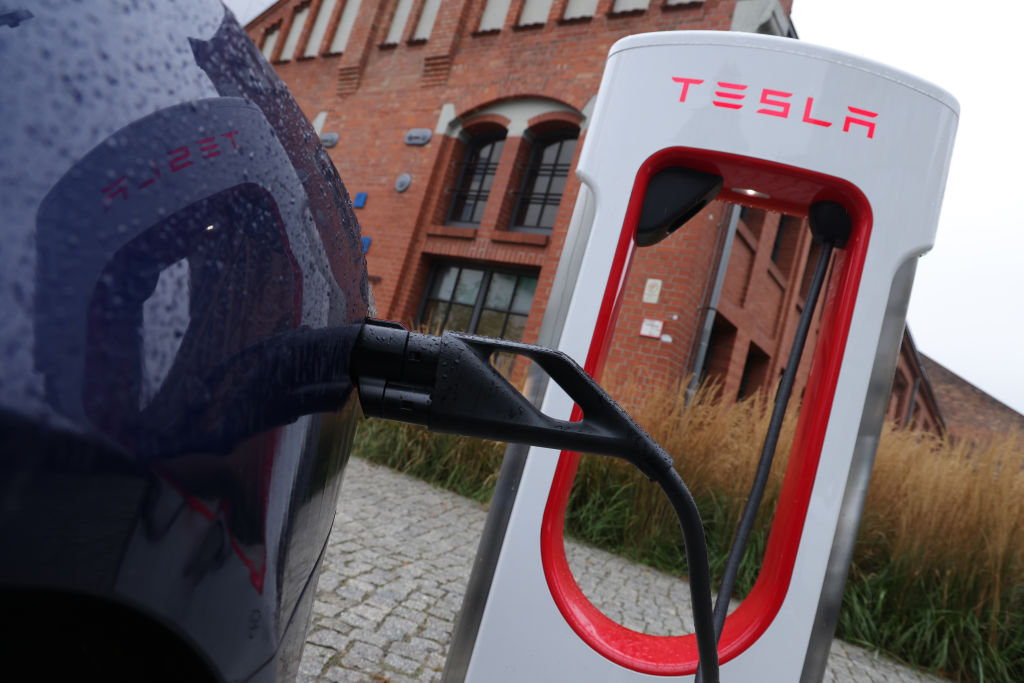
(791, 1, 1024, 414)
(226, 0, 268, 24)
(225, 0, 1024, 414)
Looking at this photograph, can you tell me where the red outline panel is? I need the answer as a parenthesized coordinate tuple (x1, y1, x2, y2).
(539, 147, 873, 675)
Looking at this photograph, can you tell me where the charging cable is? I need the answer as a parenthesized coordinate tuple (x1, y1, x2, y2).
(696, 201, 852, 682)
(351, 321, 721, 683)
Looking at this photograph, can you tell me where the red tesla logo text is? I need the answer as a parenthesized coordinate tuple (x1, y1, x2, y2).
(671, 77, 878, 139)
(101, 130, 241, 211)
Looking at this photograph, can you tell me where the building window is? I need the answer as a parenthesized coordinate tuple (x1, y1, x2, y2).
(610, 0, 649, 14)
(478, 0, 512, 31)
(889, 371, 909, 423)
(328, 0, 362, 53)
(757, 15, 782, 35)
(771, 214, 801, 275)
(412, 0, 442, 41)
(419, 264, 537, 341)
(740, 205, 766, 239)
(511, 133, 577, 233)
(311, 111, 328, 134)
(737, 342, 769, 399)
(698, 315, 737, 391)
(279, 5, 310, 61)
(799, 239, 825, 300)
(260, 24, 281, 60)
(304, 0, 338, 57)
(732, 0, 797, 38)
(384, 0, 415, 45)
(518, 0, 553, 26)
(563, 0, 598, 20)
(447, 132, 506, 225)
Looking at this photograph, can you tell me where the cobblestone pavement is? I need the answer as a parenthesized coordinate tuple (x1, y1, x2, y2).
(299, 458, 948, 683)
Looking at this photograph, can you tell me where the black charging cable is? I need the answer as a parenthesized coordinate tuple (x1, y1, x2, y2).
(351, 322, 721, 683)
(695, 201, 852, 682)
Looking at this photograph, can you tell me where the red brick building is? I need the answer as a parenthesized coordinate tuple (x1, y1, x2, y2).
(919, 354, 1024, 443)
(244, 0, 956, 431)
(887, 331, 944, 435)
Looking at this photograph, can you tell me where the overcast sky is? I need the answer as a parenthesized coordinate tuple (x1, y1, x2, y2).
(790, 1, 1024, 414)
(225, 0, 1024, 414)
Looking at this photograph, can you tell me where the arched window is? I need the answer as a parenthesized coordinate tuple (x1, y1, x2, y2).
(446, 131, 506, 226)
(511, 132, 577, 233)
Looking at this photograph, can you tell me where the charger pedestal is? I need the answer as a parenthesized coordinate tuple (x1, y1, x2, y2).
(444, 31, 958, 683)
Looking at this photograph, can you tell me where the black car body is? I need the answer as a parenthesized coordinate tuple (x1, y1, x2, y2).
(0, 3, 369, 680)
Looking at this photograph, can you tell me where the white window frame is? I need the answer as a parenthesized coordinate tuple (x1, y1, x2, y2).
(412, 0, 442, 41)
(563, 0, 598, 20)
(478, 0, 512, 31)
(730, 0, 796, 38)
(328, 0, 363, 53)
(311, 111, 328, 134)
(383, 0, 415, 45)
(304, 0, 339, 57)
(518, 0, 553, 26)
(279, 5, 310, 61)
(260, 24, 280, 60)
(610, 0, 649, 14)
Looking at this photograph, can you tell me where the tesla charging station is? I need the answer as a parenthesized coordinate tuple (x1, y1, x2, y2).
(441, 32, 958, 682)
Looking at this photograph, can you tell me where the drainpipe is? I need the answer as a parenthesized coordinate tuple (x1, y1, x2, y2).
(685, 204, 741, 403)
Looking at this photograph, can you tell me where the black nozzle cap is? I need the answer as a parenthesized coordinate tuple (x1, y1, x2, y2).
(808, 200, 852, 248)
(351, 319, 409, 381)
(404, 332, 442, 385)
(356, 377, 388, 418)
(352, 320, 442, 425)
(379, 384, 432, 425)
(636, 166, 723, 247)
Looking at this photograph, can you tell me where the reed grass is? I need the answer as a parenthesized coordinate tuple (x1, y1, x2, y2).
(351, 417, 504, 503)
(844, 426, 1024, 681)
(350, 377, 1023, 682)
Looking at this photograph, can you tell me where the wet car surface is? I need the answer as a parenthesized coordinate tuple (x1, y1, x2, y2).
(0, 3, 369, 680)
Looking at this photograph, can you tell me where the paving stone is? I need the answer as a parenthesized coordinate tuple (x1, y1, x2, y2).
(377, 615, 419, 640)
(348, 627, 390, 649)
(299, 457, 948, 683)
(336, 610, 376, 631)
(305, 628, 350, 652)
(384, 652, 421, 675)
(407, 636, 444, 654)
(298, 644, 333, 677)
(321, 665, 378, 682)
(313, 602, 343, 619)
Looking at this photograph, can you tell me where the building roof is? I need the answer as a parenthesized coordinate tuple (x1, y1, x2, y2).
(918, 354, 1024, 440)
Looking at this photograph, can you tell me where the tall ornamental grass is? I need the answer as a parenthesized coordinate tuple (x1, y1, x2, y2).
(350, 378, 1023, 681)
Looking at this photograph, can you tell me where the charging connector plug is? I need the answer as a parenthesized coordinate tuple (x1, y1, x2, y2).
(351, 319, 676, 480)
(350, 318, 720, 682)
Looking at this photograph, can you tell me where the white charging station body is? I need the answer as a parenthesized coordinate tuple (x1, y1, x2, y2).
(443, 31, 958, 683)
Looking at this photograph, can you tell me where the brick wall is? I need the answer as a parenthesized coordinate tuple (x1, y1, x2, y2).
(245, 0, 956, 434)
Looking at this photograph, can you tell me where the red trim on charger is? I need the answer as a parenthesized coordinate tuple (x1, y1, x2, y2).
(539, 147, 873, 675)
